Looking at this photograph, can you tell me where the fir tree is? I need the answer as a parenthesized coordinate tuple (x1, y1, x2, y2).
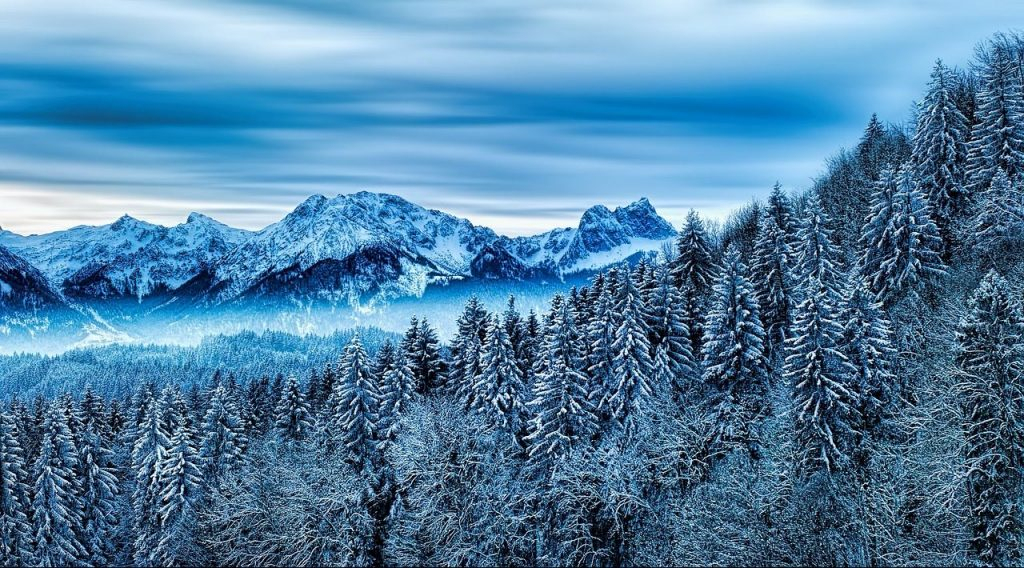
(841, 277, 897, 442)
(328, 334, 381, 467)
(526, 301, 597, 461)
(131, 388, 169, 566)
(861, 166, 947, 305)
(966, 44, 1024, 194)
(156, 420, 203, 566)
(603, 265, 655, 435)
(378, 352, 417, 444)
(972, 167, 1024, 252)
(751, 208, 795, 353)
(474, 316, 526, 438)
(403, 318, 444, 395)
(78, 406, 119, 566)
(0, 412, 32, 566)
(32, 404, 86, 567)
(448, 298, 490, 407)
(956, 271, 1024, 566)
(702, 245, 769, 458)
(671, 209, 719, 296)
(199, 385, 247, 484)
(912, 59, 970, 235)
(274, 375, 314, 443)
(646, 260, 697, 399)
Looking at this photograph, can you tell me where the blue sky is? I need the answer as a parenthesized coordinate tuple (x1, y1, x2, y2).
(0, 0, 1020, 236)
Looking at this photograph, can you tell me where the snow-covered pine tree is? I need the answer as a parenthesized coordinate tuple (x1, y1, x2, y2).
(766, 182, 798, 240)
(861, 166, 947, 305)
(972, 167, 1024, 253)
(751, 208, 795, 354)
(156, 419, 203, 566)
(78, 402, 119, 566)
(841, 275, 898, 449)
(403, 318, 444, 395)
(328, 333, 381, 467)
(646, 260, 697, 400)
(912, 59, 970, 237)
(603, 264, 655, 436)
(378, 351, 417, 445)
(448, 298, 490, 407)
(131, 387, 169, 566)
(966, 43, 1024, 194)
(0, 411, 32, 566)
(671, 210, 719, 296)
(32, 403, 86, 567)
(701, 245, 769, 459)
(199, 385, 247, 484)
(274, 375, 313, 443)
(526, 300, 597, 461)
(955, 271, 1024, 567)
(473, 315, 526, 439)
(786, 201, 860, 476)
(585, 289, 617, 421)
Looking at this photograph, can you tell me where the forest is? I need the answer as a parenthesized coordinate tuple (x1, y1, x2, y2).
(3, 32, 1024, 567)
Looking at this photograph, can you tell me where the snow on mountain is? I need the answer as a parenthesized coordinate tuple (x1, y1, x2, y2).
(201, 192, 499, 304)
(0, 215, 166, 289)
(0, 213, 251, 299)
(502, 197, 676, 273)
(65, 213, 252, 299)
(0, 244, 64, 310)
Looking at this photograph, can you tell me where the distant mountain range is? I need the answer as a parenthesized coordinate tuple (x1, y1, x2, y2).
(0, 192, 676, 350)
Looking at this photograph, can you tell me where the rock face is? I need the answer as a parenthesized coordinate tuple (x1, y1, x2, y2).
(0, 244, 64, 311)
(0, 192, 677, 308)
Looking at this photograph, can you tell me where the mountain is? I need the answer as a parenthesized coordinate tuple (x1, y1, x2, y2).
(0, 244, 64, 311)
(0, 192, 677, 316)
(0, 213, 250, 300)
(502, 197, 676, 273)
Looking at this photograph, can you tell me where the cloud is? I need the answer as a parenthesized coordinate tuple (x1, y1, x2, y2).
(0, 0, 1020, 235)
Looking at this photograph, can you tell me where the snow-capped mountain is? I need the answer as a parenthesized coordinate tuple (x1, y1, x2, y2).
(0, 213, 250, 299)
(502, 197, 676, 273)
(0, 244, 64, 311)
(0, 192, 676, 313)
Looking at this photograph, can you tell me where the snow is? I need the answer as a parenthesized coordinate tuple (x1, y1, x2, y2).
(0, 278, 10, 296)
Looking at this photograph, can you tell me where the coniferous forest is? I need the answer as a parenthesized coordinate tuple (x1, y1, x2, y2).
(6, 32, 1024, 568)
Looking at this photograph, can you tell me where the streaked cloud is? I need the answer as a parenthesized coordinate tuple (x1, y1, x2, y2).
(0, 0, 1019, 235)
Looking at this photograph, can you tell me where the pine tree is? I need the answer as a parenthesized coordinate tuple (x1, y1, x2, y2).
(972, 167, 1024, 251)
(858, 113, 888, 182)
(671, 210, 719, 296)
(586, 288, 617, 421)
(328, 333, 381, 467)
(199, 385, 247, 484)
(448, 298, 490, 407)
(912, 59, 970, 234)
(274, 375, 314, 443)
(956, 271, 1024, 566)
(156, 421, 203, 566)
(32, 404, 86, 567)
(131, 388, 169, 566)
(474, 316, 526, 438)
(751, 208, 795, 353)
(702, 245, 769, 458)
(795, 195, 845, 300)
(646, 260, 697, 400)
(966, 44, 1024, 194)
(78, 405, 119, 566)
(861, 166, 947, 305)
(403, 318, 444, 395)
(766, 182, 798, 239)
(526, 300, 597, 461)
(378, 352, 417, 444)
(841, 277, 897, 440)
(0, 412, 32, 566)
(603, 265, 655, 435)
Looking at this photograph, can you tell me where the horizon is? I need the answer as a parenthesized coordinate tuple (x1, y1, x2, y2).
(2, 1, 1022, 236)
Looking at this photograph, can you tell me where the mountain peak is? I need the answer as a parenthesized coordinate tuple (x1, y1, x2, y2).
(186, 212, 214, 225)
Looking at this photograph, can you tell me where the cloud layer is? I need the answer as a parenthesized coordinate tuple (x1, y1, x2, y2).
(0, 0, 1019, 235)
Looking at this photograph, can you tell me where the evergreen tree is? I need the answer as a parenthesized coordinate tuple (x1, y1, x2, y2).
(448, 298, 490, 407)
(956, 271, 1024, 566)
(702, 245, 769, 458)
(156, 420, 203, 566)
(378, 352, 417, 444)
(841, 277, 897, 441)
(0, 412, 32, 566)
(603, 265, 655, 435)
(751, 208, 795, 353)
(32, 404, 86, 567)
(474, 316, 526, 438)
(199, 385, 247, 485)
(972, 167, 1024, 252)
(78, 405, 119, 566)
(328, 334, 381, 467)
(861, 166, 947, 305)
(526, 301, 597, 461)
(403, 318, 444, 395)
(131, 388, 169, 566)
(671, 209, 719, 296)
(912, 59, 970, 235)
(966, 44, 1024, 194)
(646, 260, 697, 399)
(274, 375, 314, 443)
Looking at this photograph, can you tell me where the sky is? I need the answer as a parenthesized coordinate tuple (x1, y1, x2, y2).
(0, 0, 1021, 237)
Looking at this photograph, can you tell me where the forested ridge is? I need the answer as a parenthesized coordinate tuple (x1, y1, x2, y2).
(4, 33, 1024, 567)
